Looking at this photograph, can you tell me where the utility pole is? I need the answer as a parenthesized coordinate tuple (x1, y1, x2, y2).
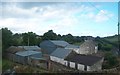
(28, 35, 29, 46)
(118, 22, 120, 56)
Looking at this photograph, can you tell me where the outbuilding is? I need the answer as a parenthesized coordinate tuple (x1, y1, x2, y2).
(65, 44, 80, 53)
(40, 40, 69, 54)
(50, 48, 72, 66)
(65, 54, 104, 71)
(15, 50, 42, 65)
(18, 46, 41, 51)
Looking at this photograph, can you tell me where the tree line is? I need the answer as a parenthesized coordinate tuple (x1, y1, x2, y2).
(1, 28, 117, 52)
(1, 28, 87, 51)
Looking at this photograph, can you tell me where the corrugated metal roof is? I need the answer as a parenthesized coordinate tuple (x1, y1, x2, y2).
(51, 48, 72, 59)
(18, 46, 41, 51)
(65, 54, 103, 66)
(15, 51, 41, 57)
(65, 44, 79, 49)
(50, 40, 69, 47)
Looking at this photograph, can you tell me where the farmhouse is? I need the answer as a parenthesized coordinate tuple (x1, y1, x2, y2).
(78, 40, 98, 55)
(50, 48, 72, 66)
(40, 40, 69, 54)
(65, 54, 103, 71)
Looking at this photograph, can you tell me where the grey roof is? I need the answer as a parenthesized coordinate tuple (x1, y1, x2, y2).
(65, 44, 79, 49)
(65, 54, 103, 66)
(18, 46, 41, 51)
(50, 40, 69, 47)
(15, 51, 41, 57)
(51, 48, 72, 59)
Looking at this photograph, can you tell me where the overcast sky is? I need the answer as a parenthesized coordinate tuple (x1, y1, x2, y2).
(0, 2, 118, 37)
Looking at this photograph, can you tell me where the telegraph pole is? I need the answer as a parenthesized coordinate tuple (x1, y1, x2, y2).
(28, 36, 29, 46)
(118, 22, 120, 56)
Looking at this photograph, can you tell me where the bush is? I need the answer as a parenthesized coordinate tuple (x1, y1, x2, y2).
(103, 52, 119, 69)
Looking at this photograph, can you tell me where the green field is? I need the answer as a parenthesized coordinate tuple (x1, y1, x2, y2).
(104, 35, 118, 43)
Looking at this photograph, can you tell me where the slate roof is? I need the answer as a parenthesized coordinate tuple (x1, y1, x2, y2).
(65, 54, 103, 66)
(65, 44, 79, 49)
(18, 46, 41, 51)
(15, 51, 41, 57)
(50, 40, 69, 47)
(51, 48, 72, 59)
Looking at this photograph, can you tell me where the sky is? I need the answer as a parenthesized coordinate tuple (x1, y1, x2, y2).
(0, 2, 118, 37)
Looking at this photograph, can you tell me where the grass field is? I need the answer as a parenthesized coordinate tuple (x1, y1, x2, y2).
(2, 59, 14, 71)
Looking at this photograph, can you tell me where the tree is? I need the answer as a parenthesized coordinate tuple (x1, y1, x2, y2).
(2, 28, 13, 51)
(61, 34, 74, 44)
(42, 30, 58, 40)
(12, 33, 23, 46)
(103, 52, 119, 69)
(22, 32, 39, 46)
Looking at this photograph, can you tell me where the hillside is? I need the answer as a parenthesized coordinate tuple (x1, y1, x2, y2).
(104, 35, 118, 45)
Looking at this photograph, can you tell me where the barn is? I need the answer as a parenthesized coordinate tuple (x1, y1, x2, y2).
(79, 40, 98, 55)
(40, 40, 69, 54)
(65, 54, 104, 71)
(15, 50, 42, 65)
(5, 46, 24, 61)
(50, 48, 72, 66)
(18, 46, 41, 51)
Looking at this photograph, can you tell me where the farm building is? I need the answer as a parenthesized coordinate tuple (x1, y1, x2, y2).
(65, 44, 80, 53)
(65, 54, 103, 71)
(5, 46, 24, 61)
(18, 46, 41, 51)
(50, 48, 72, 66)
(40, 40, 69, 54)
(78, 40, 98, 55)
(15, 50, 42, 65)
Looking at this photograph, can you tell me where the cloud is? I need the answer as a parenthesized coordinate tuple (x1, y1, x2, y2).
(0, 2, 116, 37)
(87, 10, 114, 22)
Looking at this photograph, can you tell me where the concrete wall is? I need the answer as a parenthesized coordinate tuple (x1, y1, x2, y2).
(50, 56, 67, 66)
(78, 64, 84, 71)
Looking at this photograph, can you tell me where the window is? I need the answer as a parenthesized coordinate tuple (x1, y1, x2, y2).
(84, 65, 87, 71)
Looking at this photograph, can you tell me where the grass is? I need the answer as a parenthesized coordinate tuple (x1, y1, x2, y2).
(2, 58, 50, 73)
(73, 41, 84, 46)
(104, 35, 118, 43)
(2, 59, 14, 71)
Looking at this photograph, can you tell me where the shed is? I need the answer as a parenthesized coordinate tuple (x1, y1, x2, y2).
(50, 48, 72, 66)
(6, 46, 24, 61)
(65, 54, 103, 71)
(15, 51, 42, 64)
(40, 40, 69, 54)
